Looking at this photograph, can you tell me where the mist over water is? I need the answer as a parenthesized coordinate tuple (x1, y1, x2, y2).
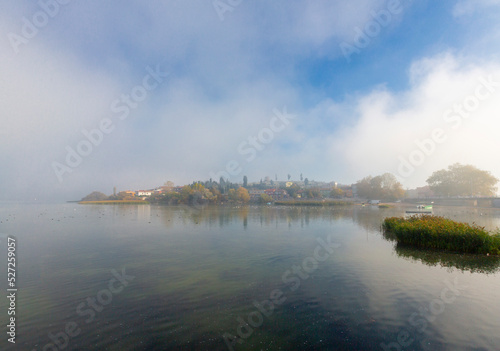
(1, 203, 499, 350)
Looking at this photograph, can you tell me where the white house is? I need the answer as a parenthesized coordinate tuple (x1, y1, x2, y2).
(136, 190, 153, 197)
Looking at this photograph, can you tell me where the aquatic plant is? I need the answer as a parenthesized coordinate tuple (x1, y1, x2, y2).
(382, 215, 500, 255)
(274, 200, 352, 207)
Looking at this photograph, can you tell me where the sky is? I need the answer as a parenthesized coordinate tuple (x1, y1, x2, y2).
(1, 0, 500, 201)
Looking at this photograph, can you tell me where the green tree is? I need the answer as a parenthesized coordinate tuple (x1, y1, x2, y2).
(304, 178, 309, 187)
(356, 173, 404, 200)
(306, 188, 322, 199)
(258, 193, 273, 203)
(115, 191, 134, 200)
(286, 183, 301, 198)
(330, 188, 344, 199)
(81, 191, 109, 201)
(287, 174, 291, 181)
(427, 163, 498, 197)
(243, 175, 248, 187)
(228, 189, 237, 201)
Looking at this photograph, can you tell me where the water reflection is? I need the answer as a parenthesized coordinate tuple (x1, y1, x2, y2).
(394, 245, 500, 274)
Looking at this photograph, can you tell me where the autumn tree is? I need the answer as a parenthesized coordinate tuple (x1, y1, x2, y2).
(426, 163, 498, 197)
(236, 187, 250, 203)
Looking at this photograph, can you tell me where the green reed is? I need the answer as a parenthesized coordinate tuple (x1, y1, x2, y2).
(382, 215, 500, 255)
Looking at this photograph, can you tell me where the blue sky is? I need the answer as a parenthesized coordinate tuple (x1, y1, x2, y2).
(1, 0, 500, 200)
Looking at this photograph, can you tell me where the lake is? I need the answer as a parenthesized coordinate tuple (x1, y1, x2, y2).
(1, 203, 500, 350)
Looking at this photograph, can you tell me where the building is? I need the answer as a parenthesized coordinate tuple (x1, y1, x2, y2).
(173, 186, 184, 193)
(264, 189, 288, 200)
(136, 190, 153, 197)
(249, 189, 266, 201)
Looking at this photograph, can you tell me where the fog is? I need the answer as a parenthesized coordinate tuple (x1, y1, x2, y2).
(1, 0, 500, 201)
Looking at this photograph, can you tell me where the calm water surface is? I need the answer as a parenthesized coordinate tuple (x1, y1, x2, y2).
(1, 203, 500, 350)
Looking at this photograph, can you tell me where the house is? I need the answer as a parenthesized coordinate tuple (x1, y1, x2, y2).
(249, 189, 266, 201)
(264, 189, 288, 200)
(136, 190, 153, 197)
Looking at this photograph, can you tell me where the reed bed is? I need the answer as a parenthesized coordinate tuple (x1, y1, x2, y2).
(79, 200, 149, 205)
(274, 200, 352, 207)
(382, 215, 500, 255)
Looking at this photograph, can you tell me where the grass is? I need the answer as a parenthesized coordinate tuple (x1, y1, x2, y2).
(382, 215, 500, 255)
(274, 200, 352, 207)
(79, 200, 149, 205)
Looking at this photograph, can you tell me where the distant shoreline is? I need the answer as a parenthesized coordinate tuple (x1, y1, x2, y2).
(78, 200, 149, 205)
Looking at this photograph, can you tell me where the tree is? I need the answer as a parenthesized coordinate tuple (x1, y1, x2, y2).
(287, 174, 291, 181)
(259, 193, 273, 204)
(228, 189, 237, 201)
(286, 183, 301, 198)
(330, 188, 344, 199)
(236, 187, 250, 203)
(243, 175, 248, 188)
(356, 173, 404, 200)
(304, 178, 309, 187)
(116, 191, 134, 200)
(219, 177, 226, 194)
(81, 191, 108, 201)
(427, 163, 498, 197)
(300, 173, 303, 181)
(305, 188, 322, 199)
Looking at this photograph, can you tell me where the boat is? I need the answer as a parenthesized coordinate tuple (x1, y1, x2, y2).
(406, 204, 433, 214)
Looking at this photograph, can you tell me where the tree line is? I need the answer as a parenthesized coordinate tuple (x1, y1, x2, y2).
(81, 163, 499, 204)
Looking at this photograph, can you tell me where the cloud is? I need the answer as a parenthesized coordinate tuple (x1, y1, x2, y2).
(1, 1, 500, 201)
(325, 53, 500, 188)
(453, 0, 500, 17)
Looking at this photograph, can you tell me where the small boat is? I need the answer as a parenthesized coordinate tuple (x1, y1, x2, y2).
(406, 204, 433, 214)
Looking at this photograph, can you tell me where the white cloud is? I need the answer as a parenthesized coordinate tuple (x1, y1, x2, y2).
(1, 1, 500, 201)
(453, 0, 500, 17)
(325, 54, 500, 188)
